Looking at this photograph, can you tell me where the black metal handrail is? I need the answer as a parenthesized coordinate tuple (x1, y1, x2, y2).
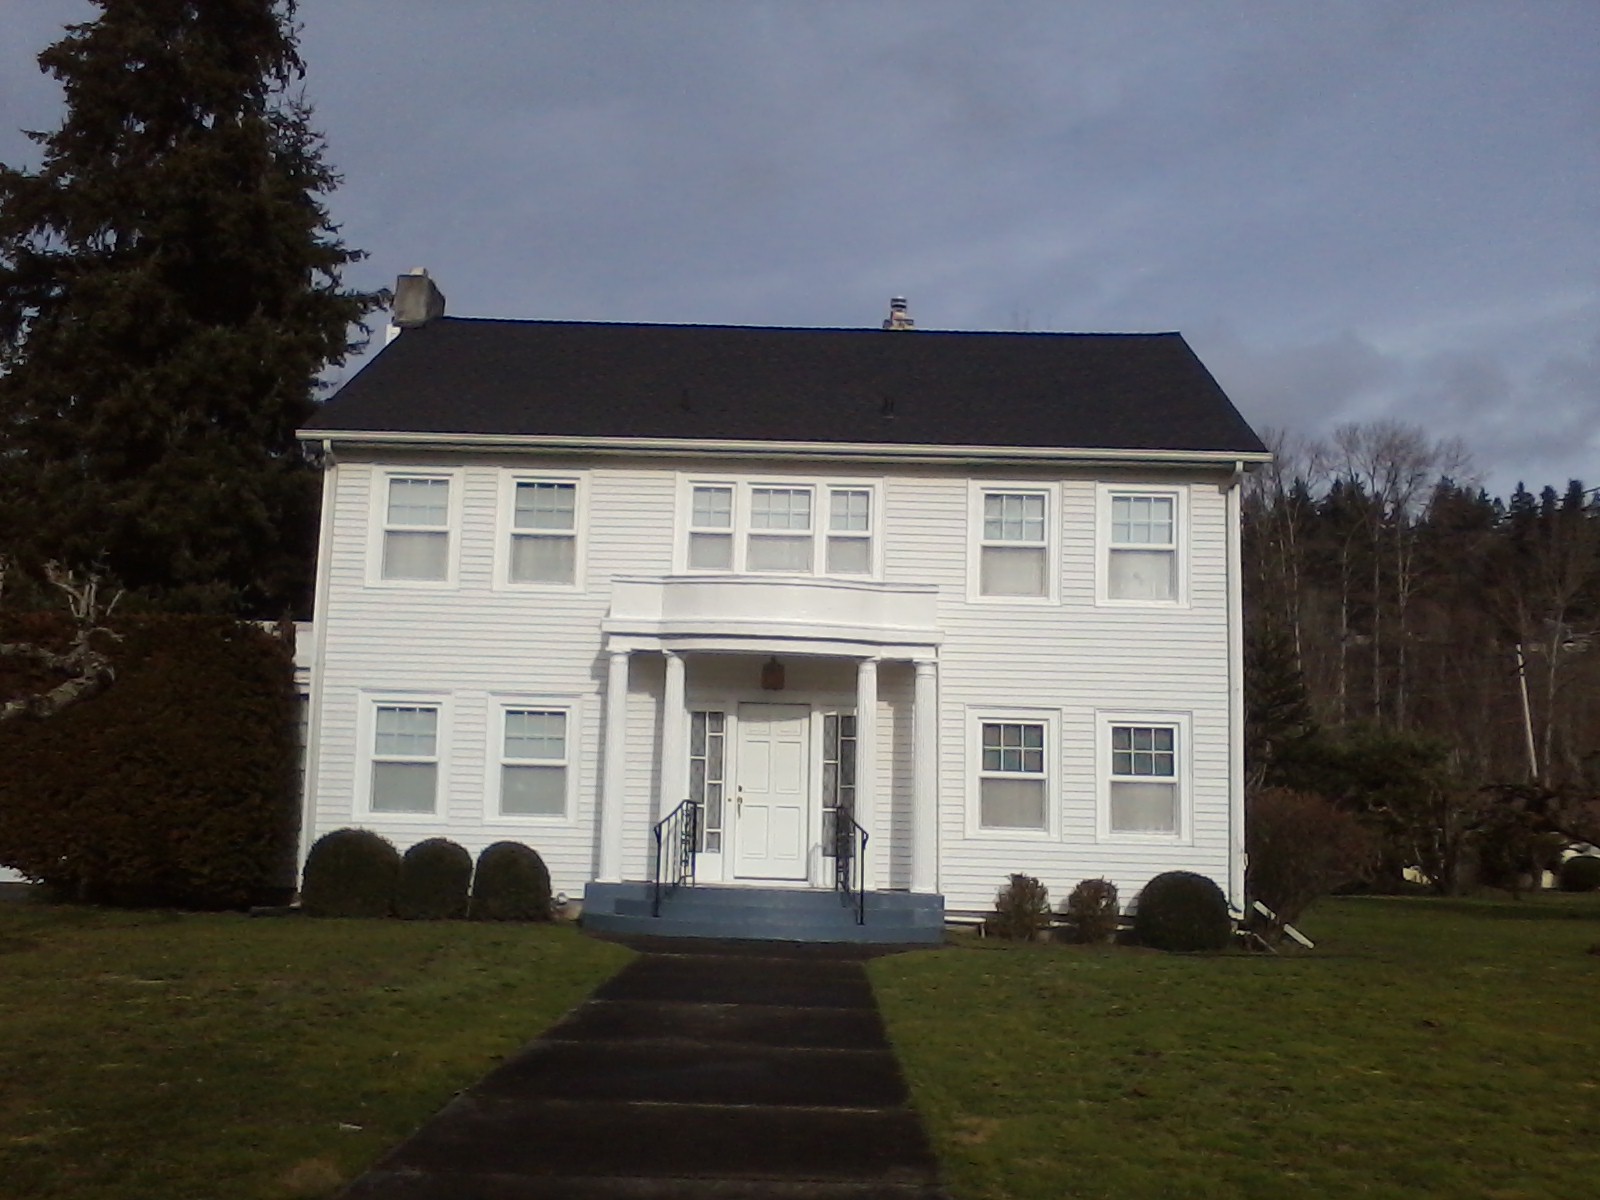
(652, 798, 701, 917)
(833, 810, 869, 925)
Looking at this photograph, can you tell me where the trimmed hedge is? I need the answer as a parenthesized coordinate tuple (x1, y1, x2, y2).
(1064, 877, 1120, 944)
(1134, 870, 1232, 952)
(0, 614, 300, 908)
(986, 873, 1051, 941)
(396, 837, 472, 919)
(301, 829, 400, 918)
(1559, 854, 1600, 893)
(470, 841, 552, 921)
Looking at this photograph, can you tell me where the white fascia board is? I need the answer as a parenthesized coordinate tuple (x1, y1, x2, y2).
(297, 428, 1273, 469)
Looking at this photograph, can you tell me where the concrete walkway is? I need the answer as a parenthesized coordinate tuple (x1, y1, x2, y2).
(341, 940, 951, 1199)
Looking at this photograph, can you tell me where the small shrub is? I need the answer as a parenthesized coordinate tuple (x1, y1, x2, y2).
(300, 829, 399, 918)
(1064, 878, 1120, 944)
(396, 838, 472, 919)
(470, 841, 552, 921)
(1247, 787, 1379, 937)
(1559, 854, 1600, 893)
(986, 873, 1051, 941)
(1133, 870, 1231, 952)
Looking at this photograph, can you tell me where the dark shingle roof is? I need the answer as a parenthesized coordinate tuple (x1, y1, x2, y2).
(304, 317, 1266, 455)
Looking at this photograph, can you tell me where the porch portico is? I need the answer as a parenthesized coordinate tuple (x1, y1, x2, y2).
(593, 576, 943, 898)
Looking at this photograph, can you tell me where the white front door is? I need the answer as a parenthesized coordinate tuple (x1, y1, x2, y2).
(733, 703, 810, 880)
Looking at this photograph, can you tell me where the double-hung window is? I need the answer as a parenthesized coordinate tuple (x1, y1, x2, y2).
(1102, 717, 1185, 837)
(748, 487, 814, 572)
(498, 707, 570, 817)
(381, 475, 451, 581)
(1104, 489, 1181, 602)
(976, 718, 1050, 832)
(369, 703, 440, 813)
(683, 480, 878, 576)
(508, 479, 580, 586)
(973, 486, 1053, 599)
(827, 489, 873, 574)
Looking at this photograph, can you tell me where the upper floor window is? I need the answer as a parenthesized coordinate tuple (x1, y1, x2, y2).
(1109, 493, 1177, 601)
(682, 479, 878, 577)
(381, 476, 451, 581)
(970, 484, 1056, 601)
(510, 480, 577, 585)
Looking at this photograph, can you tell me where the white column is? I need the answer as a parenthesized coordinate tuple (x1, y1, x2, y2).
(660, 651, 687, 824)
(597, 649, 630, 883)
(911, 659, 939, 894)
(855, 657, 879, 890)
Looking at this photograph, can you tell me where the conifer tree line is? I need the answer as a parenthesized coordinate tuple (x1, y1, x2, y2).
(1244, 420, 1600, 890)
(0, 0, 375, 617)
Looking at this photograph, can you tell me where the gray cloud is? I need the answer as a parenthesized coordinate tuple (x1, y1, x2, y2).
(2, 0, 1595, 495)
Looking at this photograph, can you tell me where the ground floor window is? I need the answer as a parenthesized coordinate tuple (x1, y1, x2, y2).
(977, 718, 1049, 831)
(498, 707, 570, 817)
(690, 710, 726, 852)
(822, 712, 857, 854)
(370, 703, 439, 814)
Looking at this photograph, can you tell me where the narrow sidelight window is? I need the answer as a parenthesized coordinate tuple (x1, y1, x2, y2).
(822, 712, 858, 853)
(690, 711, 727, 852)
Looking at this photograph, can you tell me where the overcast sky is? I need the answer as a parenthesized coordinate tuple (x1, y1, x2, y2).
(4, 1, 1596, 495)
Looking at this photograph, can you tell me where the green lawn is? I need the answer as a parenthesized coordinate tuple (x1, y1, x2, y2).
(871, 894, 1600, 1200)
(0, 897, 631, 1200)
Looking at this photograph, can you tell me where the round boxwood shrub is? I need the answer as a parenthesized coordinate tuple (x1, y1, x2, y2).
(1133, 870, 1232, 952)
(1065, 877, 1120, 944)
(1559, 854, 1600, 893)
(396, 838, 472, 920)
(986, 873, 1051, 941)
(300, 828, 399, 918)
(470, 841, 552, 921)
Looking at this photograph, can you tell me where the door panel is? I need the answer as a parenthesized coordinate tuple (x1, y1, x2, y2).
(733, 704, 810, 880)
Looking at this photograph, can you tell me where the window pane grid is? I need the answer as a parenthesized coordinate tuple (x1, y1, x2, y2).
(691, 486, 733, 529)
(503, 710, 567, 762)
(386, 478, 449, 527)
(513, 481, 576, 531)
(983, 492, 1046, 543)
(829, 489, 871, 532)
(750, 488, 813, 531)
(1111, 495, 1175, 547)
(1110, 725, 1176, 777)
(374, 706, 437, 757)
(980, 722, 1046, 776)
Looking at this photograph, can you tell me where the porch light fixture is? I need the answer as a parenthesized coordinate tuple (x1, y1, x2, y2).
(760, 656, 785, 691)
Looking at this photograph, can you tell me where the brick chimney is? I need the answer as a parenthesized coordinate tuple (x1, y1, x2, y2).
(391, 268, 446, 331)
(882, 296, 915, 331)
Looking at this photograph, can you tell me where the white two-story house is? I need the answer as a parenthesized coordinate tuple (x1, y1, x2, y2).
(296, 273, 1268, 940)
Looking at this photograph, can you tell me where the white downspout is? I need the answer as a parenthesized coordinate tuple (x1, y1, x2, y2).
(1225, 460, 1247, 912)
(297, 441, 339, 885)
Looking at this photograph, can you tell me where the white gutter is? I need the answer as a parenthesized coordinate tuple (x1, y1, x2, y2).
(295, 428, 1272, 468)
(1224, 459, 1247, 911)
(296, 441, 339, 884)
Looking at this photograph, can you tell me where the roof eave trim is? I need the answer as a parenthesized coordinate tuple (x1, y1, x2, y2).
(295, 429, 1271, 465)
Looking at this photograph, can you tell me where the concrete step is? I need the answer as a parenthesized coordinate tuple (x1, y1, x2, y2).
(363, 1096, 941, 1183)
(582, 883, 945, 946)
(474, 1040, 910, 1108)
(344, 1170, 952, 1199)
(547, 999, 888, 1050)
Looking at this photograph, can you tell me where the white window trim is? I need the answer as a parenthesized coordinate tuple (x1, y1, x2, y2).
(966, 482, 1061, 605)
(1095, 484, 1188, 608)
(675, 475, 883, 579)
(965, 706, 1060, 839)
(1094, 709, 1193, 843)
(355, 692, 453, 823)
(483, 696, 581, 823)
(494, 471, 589, 592)
(366, 467, 463, 589)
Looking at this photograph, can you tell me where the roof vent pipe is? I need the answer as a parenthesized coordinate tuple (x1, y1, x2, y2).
(392, 268, 446, 331)
(882, 296, 915, 330)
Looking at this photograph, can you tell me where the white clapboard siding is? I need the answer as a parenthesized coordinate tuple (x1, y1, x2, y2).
(306, 452, 1240, 913)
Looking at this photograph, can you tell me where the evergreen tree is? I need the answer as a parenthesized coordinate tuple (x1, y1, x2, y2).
(0, 0, 376, 614)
